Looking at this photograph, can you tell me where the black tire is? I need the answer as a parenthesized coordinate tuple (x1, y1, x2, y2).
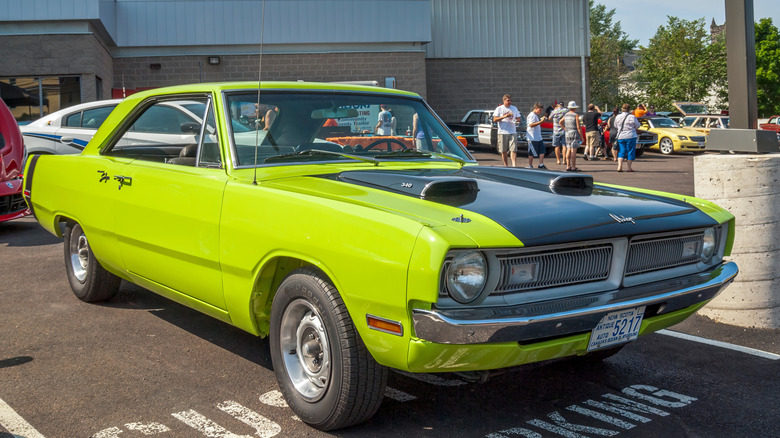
(635, 149, 645, 158)
(269, 267, 387, 430)
(64, 222, 121, 302)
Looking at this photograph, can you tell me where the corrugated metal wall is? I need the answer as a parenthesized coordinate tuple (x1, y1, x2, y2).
(0, 0, 100, 20)
(426, 0, 589, 58)
(113, 0, 431, 47)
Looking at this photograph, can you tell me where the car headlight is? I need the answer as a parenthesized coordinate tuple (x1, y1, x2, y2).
(701, 228, 716, 262)
(678, 135, 688, 140)
(446, 251, 487, 303)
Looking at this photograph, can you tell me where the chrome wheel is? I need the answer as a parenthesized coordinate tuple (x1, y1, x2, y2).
(68, 223, 89, 283)
(659, 137, 674, 155)
(279, 299, 331, 401)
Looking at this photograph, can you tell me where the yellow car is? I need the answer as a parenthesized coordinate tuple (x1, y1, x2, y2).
(640, 116, 707, 155)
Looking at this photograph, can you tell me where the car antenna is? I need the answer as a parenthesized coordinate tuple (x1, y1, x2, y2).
(252, 0, 267, 186)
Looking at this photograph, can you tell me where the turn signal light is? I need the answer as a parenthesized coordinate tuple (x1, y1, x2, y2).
(367, 315, 403, 336)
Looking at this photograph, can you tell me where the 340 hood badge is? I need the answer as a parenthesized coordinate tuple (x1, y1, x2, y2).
(610, 213, 636, 224)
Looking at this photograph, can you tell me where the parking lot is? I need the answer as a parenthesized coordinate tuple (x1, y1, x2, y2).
(2, 150, 779, 437)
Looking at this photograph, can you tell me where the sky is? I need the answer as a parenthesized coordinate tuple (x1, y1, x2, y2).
(596, 0, 780, 47)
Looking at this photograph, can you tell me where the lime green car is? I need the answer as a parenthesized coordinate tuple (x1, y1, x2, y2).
(23, 82, 738, 431)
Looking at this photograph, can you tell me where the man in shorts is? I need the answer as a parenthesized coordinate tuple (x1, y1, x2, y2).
(493, 94, 521, 167)
(526, 102, 548, 169)
(549, 101, 567, 165)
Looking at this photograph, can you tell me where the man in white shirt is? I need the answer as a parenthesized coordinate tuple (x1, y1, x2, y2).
(375, 104, 393, 136)
(526, 102, 549, 169)
(493, 94, 521, 167)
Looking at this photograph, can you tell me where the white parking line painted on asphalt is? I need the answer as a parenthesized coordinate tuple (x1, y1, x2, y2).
(171, 410, 253, 438)
(658, 330, 780, 360)
(0, 397, 46, 438)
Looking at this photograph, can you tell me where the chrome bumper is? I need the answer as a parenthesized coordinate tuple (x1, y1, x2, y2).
(412, 261, 738, 344)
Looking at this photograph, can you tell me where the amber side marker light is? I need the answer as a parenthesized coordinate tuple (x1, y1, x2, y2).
(367, 315, 404, 336)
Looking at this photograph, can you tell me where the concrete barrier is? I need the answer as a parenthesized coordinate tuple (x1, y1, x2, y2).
(694, 153, 780, 328)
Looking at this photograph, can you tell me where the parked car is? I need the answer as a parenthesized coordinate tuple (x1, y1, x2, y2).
(21, 99, 214, 155)
(446, 109, 532, 152)
(672, 102, 729, 136)
(759, 115, 780, 143)
(639, 116, 707, 154)
(24, 82, 738, 431)
(21, 99, 122, 155)
(0, 98, 30, 222)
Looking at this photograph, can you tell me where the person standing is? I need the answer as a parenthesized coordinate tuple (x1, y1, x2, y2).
(375, 104, 393, 135)
(604, 107, 619, 161)
(615, 103, 640, 172)
(561, 101, 582, 171)
(493, 94, 521, 167)
(582, 103, 602, 161)
(633, 104, 647, 118)
(526, 102, 548, 169)
(549, 101, 567, 165)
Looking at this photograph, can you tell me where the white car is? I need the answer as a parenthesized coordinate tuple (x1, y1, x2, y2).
(21, 99, 211, 155)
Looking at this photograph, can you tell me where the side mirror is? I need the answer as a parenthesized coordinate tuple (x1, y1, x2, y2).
(181, 122, 201, 134)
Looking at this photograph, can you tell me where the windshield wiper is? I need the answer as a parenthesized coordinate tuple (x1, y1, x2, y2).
(263, 149, 379, 165)
(374, 149, 466, 166)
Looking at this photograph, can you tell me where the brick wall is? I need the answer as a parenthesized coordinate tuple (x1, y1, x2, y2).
(0, 34, 113, 102)
(425, 57, 587, 123)
(113, 52, 427, 97)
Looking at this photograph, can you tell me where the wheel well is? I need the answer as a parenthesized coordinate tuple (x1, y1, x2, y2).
(251, 256, 315, 337)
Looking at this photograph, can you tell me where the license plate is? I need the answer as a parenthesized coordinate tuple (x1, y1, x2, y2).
(587, 306, 645, 351)
(697, 141, 705, 148)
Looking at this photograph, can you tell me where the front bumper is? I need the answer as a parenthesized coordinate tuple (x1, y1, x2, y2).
(412, 261, 737, 344)
(676, 141, 706, 152)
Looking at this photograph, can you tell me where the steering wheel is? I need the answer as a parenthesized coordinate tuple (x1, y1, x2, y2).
(364, 138, 408, 151)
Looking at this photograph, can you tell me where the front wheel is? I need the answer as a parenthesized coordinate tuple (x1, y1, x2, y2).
(635, 148, 645, 158)
(659, 137, 674, 155)
(269, 267, 387, 430)
(64, 222, 121, 302)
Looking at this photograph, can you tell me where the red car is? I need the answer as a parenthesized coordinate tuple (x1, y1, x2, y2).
(0, 98, 30, 222)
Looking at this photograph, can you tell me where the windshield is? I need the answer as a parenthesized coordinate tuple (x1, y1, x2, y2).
(225, 92, 473, 166)
(649, 118, 681, 128)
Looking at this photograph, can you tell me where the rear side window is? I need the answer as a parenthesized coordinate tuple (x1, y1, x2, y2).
(63, 105, 116, 129)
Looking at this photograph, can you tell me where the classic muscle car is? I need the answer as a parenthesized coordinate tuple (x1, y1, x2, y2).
(1, 97, 29, 222)
(23, 82, 738, 431)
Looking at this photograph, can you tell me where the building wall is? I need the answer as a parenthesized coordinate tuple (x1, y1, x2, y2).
(426, 57, 585, 123)
(113, 52, 427, 98)
(0, 33, 114, 102)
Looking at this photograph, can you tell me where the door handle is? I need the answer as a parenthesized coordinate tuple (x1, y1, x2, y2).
(113, 175, 132, 190)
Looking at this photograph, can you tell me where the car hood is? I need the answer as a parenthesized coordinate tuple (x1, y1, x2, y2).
(290, 166, 718, 246)
(648, 127, 704, 138)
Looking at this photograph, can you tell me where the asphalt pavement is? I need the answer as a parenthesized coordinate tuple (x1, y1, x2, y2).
(1, 150, 778, 437)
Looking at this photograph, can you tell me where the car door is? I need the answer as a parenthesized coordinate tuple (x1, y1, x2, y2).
(478, 112, 493, 145)
(103, 95, 228, 309)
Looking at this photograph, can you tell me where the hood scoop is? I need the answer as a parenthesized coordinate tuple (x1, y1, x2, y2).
(338, 171, 479, 206)
(466, 166, 594, 196)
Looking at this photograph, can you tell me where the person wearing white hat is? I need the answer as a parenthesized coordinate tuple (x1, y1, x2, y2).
(560, 101, 582, 171)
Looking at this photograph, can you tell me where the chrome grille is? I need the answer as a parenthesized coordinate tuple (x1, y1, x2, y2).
(494, 245, 612, 293)
(626, 233, 703, 275)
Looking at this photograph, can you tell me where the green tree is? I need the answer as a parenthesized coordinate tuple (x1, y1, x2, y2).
(588, 1, 637, 107)
(635, 17, 721, 111)
(755, 18, 780, 117)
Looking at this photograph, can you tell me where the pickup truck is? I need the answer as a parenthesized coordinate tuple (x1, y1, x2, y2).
(759, 116, 780, 141)
(447, 109, 532, 152)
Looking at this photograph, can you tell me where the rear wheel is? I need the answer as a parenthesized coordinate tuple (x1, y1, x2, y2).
(659, 137, 674, 155)
(270, 267, 387, 430)
(64, 222, 121, 302)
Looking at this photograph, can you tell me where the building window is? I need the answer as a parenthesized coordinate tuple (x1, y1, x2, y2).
(0, 76, 82, 123)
